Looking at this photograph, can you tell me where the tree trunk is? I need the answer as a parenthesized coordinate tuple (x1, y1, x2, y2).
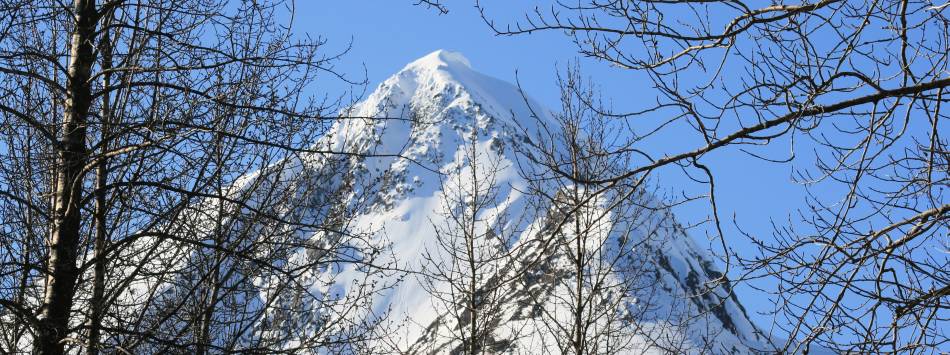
(37, 1, 97, 354)
(468, 132, 480, 355)
(571, 146, 585, 355)
(85, 155, 107, 355)
(573, 208, 584, 355)
(86, 16, 112, 353)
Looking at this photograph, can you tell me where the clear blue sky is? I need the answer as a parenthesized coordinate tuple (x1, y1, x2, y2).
(294, 1, 805, 331)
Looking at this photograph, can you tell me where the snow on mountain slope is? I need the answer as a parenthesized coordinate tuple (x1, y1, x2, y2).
(303, 50, 774, 353)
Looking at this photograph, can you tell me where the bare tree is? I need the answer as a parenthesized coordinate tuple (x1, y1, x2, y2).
(476, 0, 950, 353)
(415, 126, 519, 354)
(509, 70, 720, 354)
(0, 1, 400, 354)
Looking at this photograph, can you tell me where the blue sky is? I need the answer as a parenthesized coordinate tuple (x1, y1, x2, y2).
(295, 1, 807, 331)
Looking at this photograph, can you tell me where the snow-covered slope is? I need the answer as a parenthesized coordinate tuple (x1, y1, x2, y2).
(298, 50, 773, 354)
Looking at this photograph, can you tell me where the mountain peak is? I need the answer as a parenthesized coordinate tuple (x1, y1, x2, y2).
(310, 52, 769, 353)
(357, 48, 552, 135)
(406, 49, 472, 71)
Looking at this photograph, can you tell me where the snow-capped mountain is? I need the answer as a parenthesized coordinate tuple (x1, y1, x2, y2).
(296, 50, 773, 354)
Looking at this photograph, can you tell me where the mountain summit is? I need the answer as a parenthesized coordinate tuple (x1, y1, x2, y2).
(294, 50, 773, 353)
(407, 49, 473, 70)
